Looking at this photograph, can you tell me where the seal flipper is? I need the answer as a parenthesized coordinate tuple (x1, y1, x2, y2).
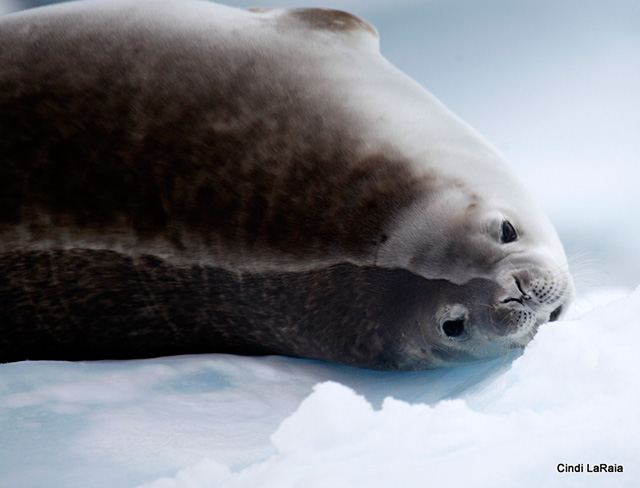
(249, 7, 379, 51)
(286, 8, 378, 37)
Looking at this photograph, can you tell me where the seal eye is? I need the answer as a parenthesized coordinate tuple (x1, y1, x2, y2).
(500, 220, 518, 244)
(442, 319, 465, 338)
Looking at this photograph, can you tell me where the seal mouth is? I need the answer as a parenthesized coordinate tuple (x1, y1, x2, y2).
(501, 301, 564, 349)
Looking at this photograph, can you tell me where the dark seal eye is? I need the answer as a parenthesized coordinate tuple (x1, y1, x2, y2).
(442, 319, 465, 338)
(500, 220, 518, 244)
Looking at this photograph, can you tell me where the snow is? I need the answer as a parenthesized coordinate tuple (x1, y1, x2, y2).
(1, 0, 639, 486)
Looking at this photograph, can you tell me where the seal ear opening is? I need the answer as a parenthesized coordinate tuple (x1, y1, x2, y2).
(442, 319, 465, 338)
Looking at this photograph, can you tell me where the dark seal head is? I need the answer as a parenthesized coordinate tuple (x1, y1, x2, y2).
(0, 0, 574, 369)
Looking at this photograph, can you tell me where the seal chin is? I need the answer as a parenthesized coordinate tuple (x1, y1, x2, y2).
(501, 319, 540, 349)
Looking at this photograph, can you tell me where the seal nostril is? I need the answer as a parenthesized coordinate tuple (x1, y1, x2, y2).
(549, 305, 563, 322)
(514, 277, 531, 300)
(443, 319, 465, 338)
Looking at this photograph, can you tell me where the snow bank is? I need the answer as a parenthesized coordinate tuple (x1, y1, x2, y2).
(135, 287, 640, 488)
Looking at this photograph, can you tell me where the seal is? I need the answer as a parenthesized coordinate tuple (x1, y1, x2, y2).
(0, 0, 574, 370)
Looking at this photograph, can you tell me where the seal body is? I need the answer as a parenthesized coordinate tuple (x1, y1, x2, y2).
(0, 0, 574, 369)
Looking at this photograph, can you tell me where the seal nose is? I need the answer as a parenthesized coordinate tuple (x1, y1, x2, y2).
(500, 276, 532, 305)
(549, 305, 563, 322)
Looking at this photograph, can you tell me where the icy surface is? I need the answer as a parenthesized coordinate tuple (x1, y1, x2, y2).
(2, 0, 639, 486)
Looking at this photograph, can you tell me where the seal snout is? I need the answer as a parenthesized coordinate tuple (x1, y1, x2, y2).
(501, 269, 569, 311)
(494, 267, 572, 344)
(500, 276, 532, 305)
